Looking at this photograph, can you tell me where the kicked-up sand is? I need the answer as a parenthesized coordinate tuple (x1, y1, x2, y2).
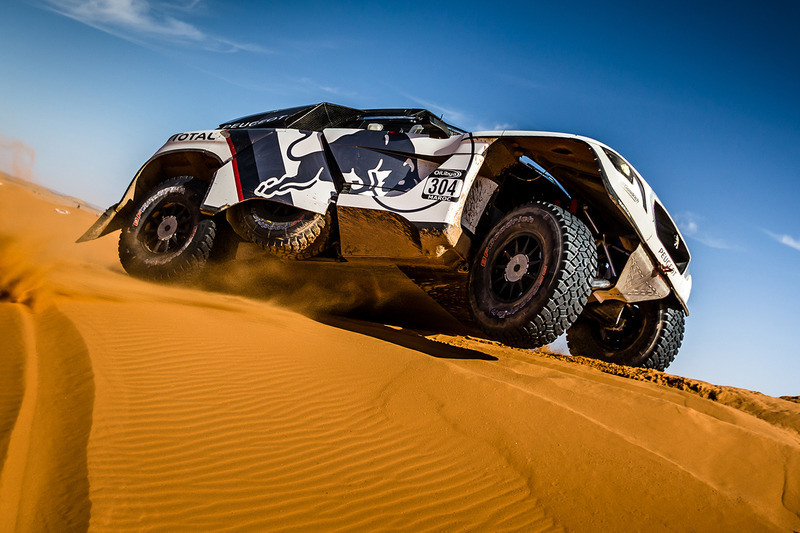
(1, 172, 799, 532)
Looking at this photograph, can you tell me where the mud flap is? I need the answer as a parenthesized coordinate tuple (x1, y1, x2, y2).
(75, 203, 121, 243)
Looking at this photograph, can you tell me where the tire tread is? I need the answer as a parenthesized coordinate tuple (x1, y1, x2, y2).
(118, 176, 216, 283)
(470, 202, 597, 348)
(228, 203, 331, 260)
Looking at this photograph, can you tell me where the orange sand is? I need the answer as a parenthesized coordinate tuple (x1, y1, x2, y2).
(1, 172, 799, 532)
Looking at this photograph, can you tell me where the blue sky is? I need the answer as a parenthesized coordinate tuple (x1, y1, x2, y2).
(1, 0, 798, 396)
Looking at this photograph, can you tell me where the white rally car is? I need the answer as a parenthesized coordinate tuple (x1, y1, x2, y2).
(80, 103, 691, 370)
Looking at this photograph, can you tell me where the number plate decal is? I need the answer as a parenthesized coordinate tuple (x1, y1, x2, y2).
(421, 169, 465, 202)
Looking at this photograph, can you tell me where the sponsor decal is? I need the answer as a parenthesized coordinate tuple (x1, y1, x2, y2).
(220, 116, 284, 129)
(422, 169, 465, 202)
(133, 186, 184, 227)
(368, 159, 393, 188)
(167, 131, 218, 143)
(622, 183, 639, 203)
(431, 169, 465, 179)
(253, 131, 328, 200)
(254, 167, 324, 199)
(530, 264, 548, 297)
(657, 246, 675, 273)
(341, 158, 395, 196)
(424, 193, 457, 201)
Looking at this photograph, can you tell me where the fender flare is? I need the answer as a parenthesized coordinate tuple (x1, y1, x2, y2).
(77, 146, 227, 242)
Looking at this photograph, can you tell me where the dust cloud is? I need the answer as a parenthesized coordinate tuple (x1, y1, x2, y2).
(0, 234, 50, 308)
(0, 135, 35, 183)
(199, 246, 468, 333)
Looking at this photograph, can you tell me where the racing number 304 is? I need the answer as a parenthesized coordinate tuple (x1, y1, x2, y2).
(422, 174, 464, 202)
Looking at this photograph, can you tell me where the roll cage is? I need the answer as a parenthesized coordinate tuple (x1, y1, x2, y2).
(219, 102, 464, 139)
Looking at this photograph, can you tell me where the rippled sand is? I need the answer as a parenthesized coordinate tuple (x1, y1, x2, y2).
(1, 173, 799, 532)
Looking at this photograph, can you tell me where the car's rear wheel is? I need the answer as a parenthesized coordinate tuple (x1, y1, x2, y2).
(468, 202, 597, 348)
(566, 300, 685, 370)
(227, 200, 332, 259)
(118, 176, 216, 282)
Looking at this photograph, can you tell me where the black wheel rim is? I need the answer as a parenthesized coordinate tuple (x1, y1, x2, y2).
(140, 201, 195, 255)
(594, 304, 646, 351)
(489, 233, 544, 303)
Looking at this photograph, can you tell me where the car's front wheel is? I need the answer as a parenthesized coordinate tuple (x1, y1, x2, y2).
(566, 300, 685, 370)
(468, 202, 597, 348)
(118, 176, 216, 282)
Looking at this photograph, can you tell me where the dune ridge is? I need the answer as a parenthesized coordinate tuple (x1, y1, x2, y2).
(0, 305, 93, 532)
(431, 333, 800, 438)
(1, 173, 799, 531)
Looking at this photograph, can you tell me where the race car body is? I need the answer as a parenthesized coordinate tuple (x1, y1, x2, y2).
(80, 103, 691, 370)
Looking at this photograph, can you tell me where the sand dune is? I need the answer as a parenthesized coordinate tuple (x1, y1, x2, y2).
(1, 172, 799, 532)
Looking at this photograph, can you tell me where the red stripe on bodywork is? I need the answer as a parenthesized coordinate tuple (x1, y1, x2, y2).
(225, 133, 244, 201)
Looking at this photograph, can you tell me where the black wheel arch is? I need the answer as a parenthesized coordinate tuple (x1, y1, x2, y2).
(470, 136, 638, 265)
(131, 150, 222, 200)
(468, 169, 575, 265)
(101, 150, 226, 239)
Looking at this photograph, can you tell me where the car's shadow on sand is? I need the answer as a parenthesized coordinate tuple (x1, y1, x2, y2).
(198, 251, 497, 362)
(318, 315, 497, 361)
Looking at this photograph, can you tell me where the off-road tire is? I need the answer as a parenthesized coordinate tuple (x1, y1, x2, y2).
(227, 200, 332, 260)
(118, 176, 216, 282)
(468, 202, 597, 348)
(566, 300, 685, 370)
